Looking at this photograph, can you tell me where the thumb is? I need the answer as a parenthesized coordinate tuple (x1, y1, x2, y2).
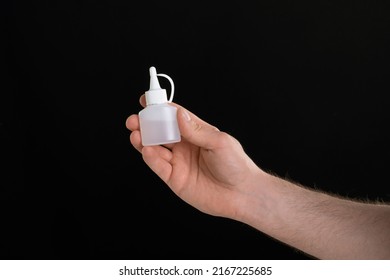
(177, 107, 221, 149)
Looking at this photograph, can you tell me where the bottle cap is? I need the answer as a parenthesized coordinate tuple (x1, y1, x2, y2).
(145, 66, 175, 105)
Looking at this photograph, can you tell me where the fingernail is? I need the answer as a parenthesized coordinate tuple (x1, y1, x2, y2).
(182, 109, 191, 121)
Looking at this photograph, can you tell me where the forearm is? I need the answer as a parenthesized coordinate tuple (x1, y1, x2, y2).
(236, 169, 390, 259)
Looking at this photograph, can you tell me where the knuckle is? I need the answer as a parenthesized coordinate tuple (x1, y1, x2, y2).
(217, 132, 234, 146)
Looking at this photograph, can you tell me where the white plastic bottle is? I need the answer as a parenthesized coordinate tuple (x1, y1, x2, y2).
(139, 66, 181, 146)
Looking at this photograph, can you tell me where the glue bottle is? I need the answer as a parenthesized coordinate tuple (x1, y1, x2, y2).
(139, 66, 181, 146)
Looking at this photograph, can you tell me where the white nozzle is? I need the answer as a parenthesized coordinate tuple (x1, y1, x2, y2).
(149, 66, 157, 76)
(145, 66, 175, 106)
(149, 67, 161, 90)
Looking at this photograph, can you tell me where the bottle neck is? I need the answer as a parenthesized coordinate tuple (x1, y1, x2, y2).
(147, 102, 169, 106)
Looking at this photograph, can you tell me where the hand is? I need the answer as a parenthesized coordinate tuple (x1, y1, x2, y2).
(126, 95, 390, 259)
(125, 95, 264, 219)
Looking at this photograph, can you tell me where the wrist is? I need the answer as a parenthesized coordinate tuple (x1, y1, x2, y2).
(232, 167, 276, 229)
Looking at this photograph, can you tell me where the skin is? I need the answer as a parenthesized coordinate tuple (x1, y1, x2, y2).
(126, 94, 390, 260)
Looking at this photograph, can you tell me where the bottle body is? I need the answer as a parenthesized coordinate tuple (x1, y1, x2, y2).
(139, 104, 181, 146)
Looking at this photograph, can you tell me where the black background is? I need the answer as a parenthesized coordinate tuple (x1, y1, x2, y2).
(2, 1, 390, 260)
